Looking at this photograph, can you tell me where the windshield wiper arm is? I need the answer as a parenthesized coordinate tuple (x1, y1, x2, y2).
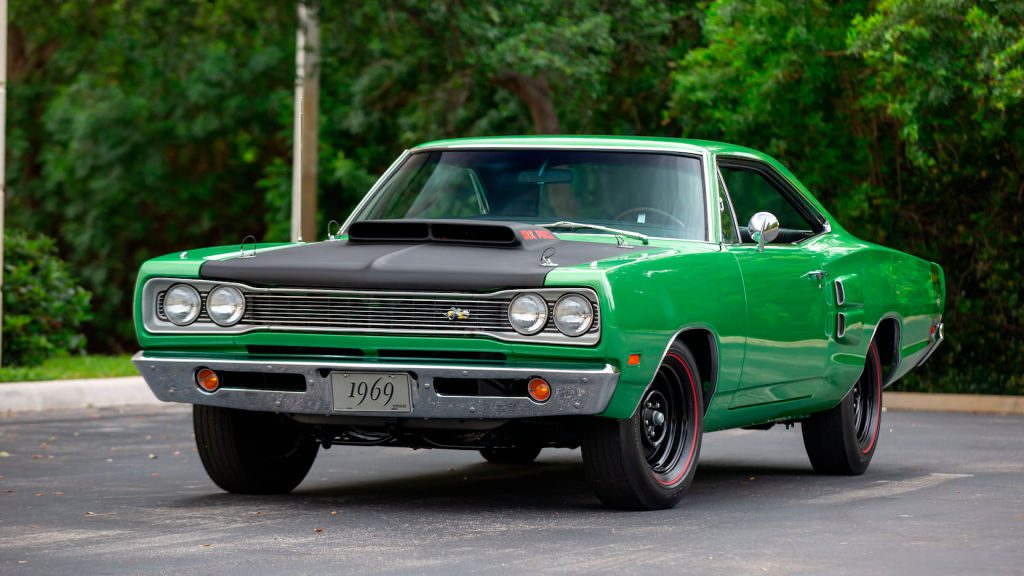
(539, 221, 650, 246)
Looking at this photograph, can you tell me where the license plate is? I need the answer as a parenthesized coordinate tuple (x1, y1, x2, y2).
(331, 372, 412, 413)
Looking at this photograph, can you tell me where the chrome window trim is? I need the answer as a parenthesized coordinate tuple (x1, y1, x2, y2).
(342, 146, 715, 244)
(142, 278, 601, 346)
(715, 168, 742, 245)
(713, 153, 832, 241)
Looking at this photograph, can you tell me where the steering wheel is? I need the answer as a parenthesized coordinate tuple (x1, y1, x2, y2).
(614, 206, 687, 229)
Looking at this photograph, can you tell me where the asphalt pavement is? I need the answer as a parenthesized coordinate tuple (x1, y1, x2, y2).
(0, 406, 1021, 575)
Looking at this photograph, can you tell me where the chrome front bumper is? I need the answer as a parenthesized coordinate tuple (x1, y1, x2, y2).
(132, 352, 618, 419)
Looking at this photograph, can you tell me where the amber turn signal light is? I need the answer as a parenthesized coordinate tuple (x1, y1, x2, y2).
(196, 368, 220, 392)
(527, 377, 551, 403)
(628, 354, 641, 366)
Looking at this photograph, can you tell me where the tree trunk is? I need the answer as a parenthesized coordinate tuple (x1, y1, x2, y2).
(494, 70, 560, 134)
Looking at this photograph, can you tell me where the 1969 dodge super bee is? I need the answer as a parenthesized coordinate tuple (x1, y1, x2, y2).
(133, 136, 945, 510)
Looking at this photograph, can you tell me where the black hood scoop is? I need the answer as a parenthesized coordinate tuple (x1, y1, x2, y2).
(200, 220, 640, 291)
(348, 220, 523, 247)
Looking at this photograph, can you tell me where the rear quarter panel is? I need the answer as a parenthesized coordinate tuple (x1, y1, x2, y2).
(809, 233, 944, 396)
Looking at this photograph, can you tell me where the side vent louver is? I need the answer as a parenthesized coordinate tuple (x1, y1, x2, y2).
(836, 312, 847, 339)
(834, 279, 846, 306)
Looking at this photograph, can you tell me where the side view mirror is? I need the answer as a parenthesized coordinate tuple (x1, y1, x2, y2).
(748, 212, 780, 252)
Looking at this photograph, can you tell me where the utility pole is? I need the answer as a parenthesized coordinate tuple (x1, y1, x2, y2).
(290, 0, 319, 243)
(0, 0, 8, 367)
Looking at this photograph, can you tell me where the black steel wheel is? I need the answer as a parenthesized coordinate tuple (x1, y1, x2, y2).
(479, 445, 543, 465)
(581, 342, 704, 510)
(802, 341, 883, 475)
(194, 405, 319, 494)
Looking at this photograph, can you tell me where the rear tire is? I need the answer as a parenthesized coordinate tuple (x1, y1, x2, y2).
(581, 343, 704, 510)
(802, 341, 883, 475)
(479, 445, 542, 464)
(193, 405, 319, 494)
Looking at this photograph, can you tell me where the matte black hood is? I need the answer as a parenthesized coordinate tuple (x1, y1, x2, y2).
(199, 220, 639, 291)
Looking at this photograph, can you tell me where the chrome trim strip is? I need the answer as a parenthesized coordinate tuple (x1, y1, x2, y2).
(142, 278, 600, 346)
(133, 352, 618, 419)
(413, 142, 709, 154)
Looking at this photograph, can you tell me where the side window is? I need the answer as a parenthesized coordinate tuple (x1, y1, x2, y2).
(717, 173, 739, 244)
(720, 164, 816, 243)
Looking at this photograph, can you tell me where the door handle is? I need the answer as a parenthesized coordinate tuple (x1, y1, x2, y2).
(803, 270, 827, 290)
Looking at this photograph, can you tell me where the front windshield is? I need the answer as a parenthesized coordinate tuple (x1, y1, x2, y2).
(355, 149, 707, 241)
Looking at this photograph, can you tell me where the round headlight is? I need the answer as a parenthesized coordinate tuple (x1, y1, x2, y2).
(207, 285, 246, 326)
(553, 294, 594, 336)
(508, 293, 549, 335)
(163, 284, 201, 326)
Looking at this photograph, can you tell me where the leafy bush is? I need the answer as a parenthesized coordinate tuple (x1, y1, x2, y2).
(2, 231, 92, 366)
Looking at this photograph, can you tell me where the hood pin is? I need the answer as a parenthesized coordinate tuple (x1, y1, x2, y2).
(540, 247, 558, 267)
(240, 235, 257, 258)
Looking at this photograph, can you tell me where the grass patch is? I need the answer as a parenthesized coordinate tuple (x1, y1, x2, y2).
(0, 355, 136, 383)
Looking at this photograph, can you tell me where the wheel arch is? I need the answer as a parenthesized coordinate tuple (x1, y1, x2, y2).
(668, 327, 719, 415)
(871, 314, 902, 385)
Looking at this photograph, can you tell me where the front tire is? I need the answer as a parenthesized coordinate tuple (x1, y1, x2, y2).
(581, 343, 704, 510)
(193, 405, 319, 494)
(802, 341, 883, 475)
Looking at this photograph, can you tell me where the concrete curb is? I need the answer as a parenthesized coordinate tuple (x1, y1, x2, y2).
(886, 391, 1024, 416)
(0, 376, 162, 413)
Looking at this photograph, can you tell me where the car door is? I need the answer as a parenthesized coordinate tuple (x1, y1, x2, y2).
(717, 158, 832, 409)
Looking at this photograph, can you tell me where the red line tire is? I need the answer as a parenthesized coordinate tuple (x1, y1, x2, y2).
(802, 341, 883, 475)
(193, 405, 319, 494)
(581, 342, 704, 510)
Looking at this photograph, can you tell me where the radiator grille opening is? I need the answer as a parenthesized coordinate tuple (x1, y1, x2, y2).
(246, 345, 364, 358)
(377, 350, 506, 363)
(217, 370, 306, 392)
(433, 377, 529, 397)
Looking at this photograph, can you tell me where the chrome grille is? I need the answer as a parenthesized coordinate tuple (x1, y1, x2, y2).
(147, 279, 600, 345)
(242, 294, 515, 331)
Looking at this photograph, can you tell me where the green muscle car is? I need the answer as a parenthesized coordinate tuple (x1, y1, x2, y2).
(133, 136, 945, 510)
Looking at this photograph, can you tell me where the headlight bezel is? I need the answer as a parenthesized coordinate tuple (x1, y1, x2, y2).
(507, 292, 550, 335)
(163, 283, 202, 326)
(206, 285, 247, 327)
(552, 293, 595, 337)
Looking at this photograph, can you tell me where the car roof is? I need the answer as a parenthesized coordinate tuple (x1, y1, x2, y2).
(412, 135, 768, 159)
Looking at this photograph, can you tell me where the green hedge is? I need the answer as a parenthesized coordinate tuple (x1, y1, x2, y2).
(2, 231, 92, 366)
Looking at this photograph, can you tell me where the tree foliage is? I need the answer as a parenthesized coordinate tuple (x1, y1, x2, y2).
(5, 0, 1021, 392)
(667, 0, 1023, 394)
(3, 231, 91, 366)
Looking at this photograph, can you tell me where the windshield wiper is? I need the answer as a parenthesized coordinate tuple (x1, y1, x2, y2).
(539, 221, 650, 246)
